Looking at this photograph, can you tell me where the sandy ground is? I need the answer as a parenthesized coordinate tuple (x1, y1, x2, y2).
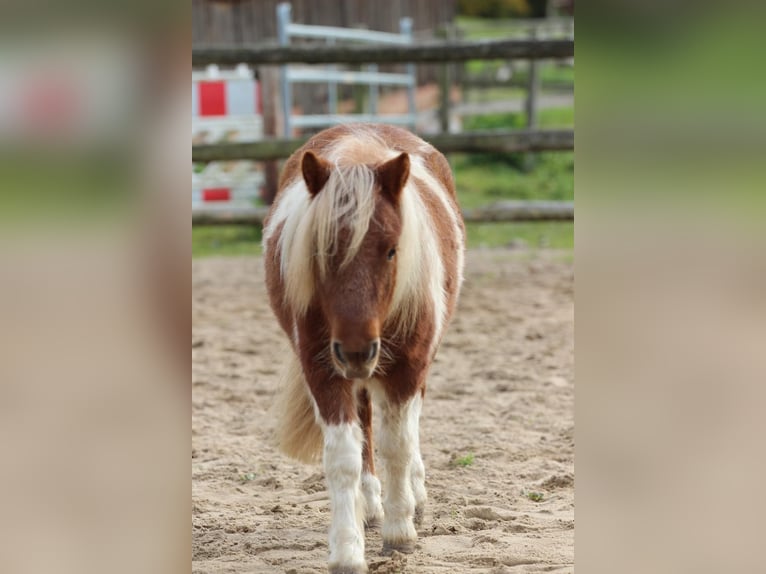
(192, 248, 574, 573)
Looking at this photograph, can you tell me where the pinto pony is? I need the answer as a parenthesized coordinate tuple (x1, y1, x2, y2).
(263, 124, 464, 573)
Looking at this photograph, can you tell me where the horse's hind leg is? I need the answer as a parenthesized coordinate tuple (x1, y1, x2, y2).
(379, 394, 422, 554)
(358, 388, 384, 528)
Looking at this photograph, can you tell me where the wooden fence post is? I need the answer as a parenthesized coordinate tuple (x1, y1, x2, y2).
(437, 24, 455, 134)
(259, 66, 280, 205)
(524, 25, 541, 171)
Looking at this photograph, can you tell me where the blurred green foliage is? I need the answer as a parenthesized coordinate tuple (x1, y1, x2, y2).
(457, 106, 574, 175)
(192, 225, 263, 257)
(458, 0, 528, 18)
(577, 6, 765, 223)
(0, 151, 132, 226)
(457, 0, 547, 19)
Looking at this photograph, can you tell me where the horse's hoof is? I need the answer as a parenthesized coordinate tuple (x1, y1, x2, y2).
(328, 566, 367, 574)
(413, 505, 424, 526)
(382, 540, 416, 555)
(365, 516, 381, 530)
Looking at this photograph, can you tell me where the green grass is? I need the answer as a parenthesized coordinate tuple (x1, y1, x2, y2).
(535, 106, 574, 127)
(465, 221, 573, 249)
(452, 453, 475, 468)
(453, 108, 574, 206)
(526, 491, 544, 502)
(456, 16, 536, 40)
(541, 64, 575, 86)
(193, 225, 262, 257)
(463, 106, 574, 132)
(463, 60, 573, 86)
(453, 107, 573, 250)
(453, 151, 574, 205)
(0, 152, 133, 226)
(456, 14, 574, 89)
(464, 60, 574, 87)
(463, 85, 528, 100)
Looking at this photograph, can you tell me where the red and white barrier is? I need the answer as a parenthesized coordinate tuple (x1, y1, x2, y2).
(193, 64, 262, 117)
(192, 64, 264, 210)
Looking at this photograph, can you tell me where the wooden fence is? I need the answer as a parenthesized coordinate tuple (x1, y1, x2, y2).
(192, 36, 574, 224)
(193, 0, 456, 49)
(193, 0, 457, 91)
(193, 200, 573, 226)
(192, 129, 573, 162)
(192, 38, 573, 66)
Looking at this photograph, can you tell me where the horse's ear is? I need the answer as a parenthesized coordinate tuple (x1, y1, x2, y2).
(301, 151, 332, 197)
(376, 152, 410, 203)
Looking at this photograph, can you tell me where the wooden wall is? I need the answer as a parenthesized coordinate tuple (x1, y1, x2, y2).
(193, 0, 457, 46)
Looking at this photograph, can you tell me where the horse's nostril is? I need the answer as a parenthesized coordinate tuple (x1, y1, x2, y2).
(368, 341, 379, 361)
(333, 342, 346, 364)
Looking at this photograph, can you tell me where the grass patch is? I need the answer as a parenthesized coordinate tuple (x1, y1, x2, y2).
(452, 107, 574, 250)
(526, 491, 544, 502)
(0, 152, 133, 226)
(453, 151, 574, 205)
(537, 106, 574, 127)
(463, 107, 574, 131)
(193, 225, 263, 258)
(463, 85, 528, 100)
(464, 60, 574, 88)
(541, 64, 575, 86)
(465, 221, 573, 250)
(452, 453, 475, 468)
(455, 16, 539, 40)
(506, 64, 574, 87)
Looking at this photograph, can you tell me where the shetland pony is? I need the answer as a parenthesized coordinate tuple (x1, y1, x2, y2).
(263, 124, 464, 574)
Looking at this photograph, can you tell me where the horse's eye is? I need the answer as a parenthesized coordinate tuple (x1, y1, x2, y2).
(387, 248, 397, 261)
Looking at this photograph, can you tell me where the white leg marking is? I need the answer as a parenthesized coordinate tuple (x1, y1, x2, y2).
(323, 423, 367, 572)
(407, 395, 427, 515)
(379, 398, 419, 550)
(360, 472, 384, 526)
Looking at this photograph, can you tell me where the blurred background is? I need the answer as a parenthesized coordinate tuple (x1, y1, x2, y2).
(191, 0, 575, 257)
(0, 4, 190, 574)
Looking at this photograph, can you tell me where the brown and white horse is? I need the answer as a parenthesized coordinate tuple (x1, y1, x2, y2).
(263, 124, 464, 573)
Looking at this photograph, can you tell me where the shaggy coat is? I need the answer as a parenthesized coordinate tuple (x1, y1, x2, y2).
(263, 124, 464, 574)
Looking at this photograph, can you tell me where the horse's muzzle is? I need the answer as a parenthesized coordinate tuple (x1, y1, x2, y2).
(331, 338, 380, 380)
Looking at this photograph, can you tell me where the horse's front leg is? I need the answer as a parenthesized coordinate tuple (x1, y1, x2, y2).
(379, 392, 424, 554)
(309, 377, 367, 573)
(323, 421, 366, 573)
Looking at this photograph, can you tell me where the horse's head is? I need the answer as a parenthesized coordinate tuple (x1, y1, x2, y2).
(301, 149, 410, 380)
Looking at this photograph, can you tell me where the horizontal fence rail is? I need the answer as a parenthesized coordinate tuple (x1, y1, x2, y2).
(192, 201, 573, 226)
(285, 23, 413, 45)
(463, 201, 574, 222)
(286, 68, 415, 86)
(192, 38, 574, 67)
(192, 129, 574, 162)
(289, 114, 415, 128)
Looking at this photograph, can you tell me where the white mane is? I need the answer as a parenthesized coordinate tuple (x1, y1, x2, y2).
(263, 128, 450, 339)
